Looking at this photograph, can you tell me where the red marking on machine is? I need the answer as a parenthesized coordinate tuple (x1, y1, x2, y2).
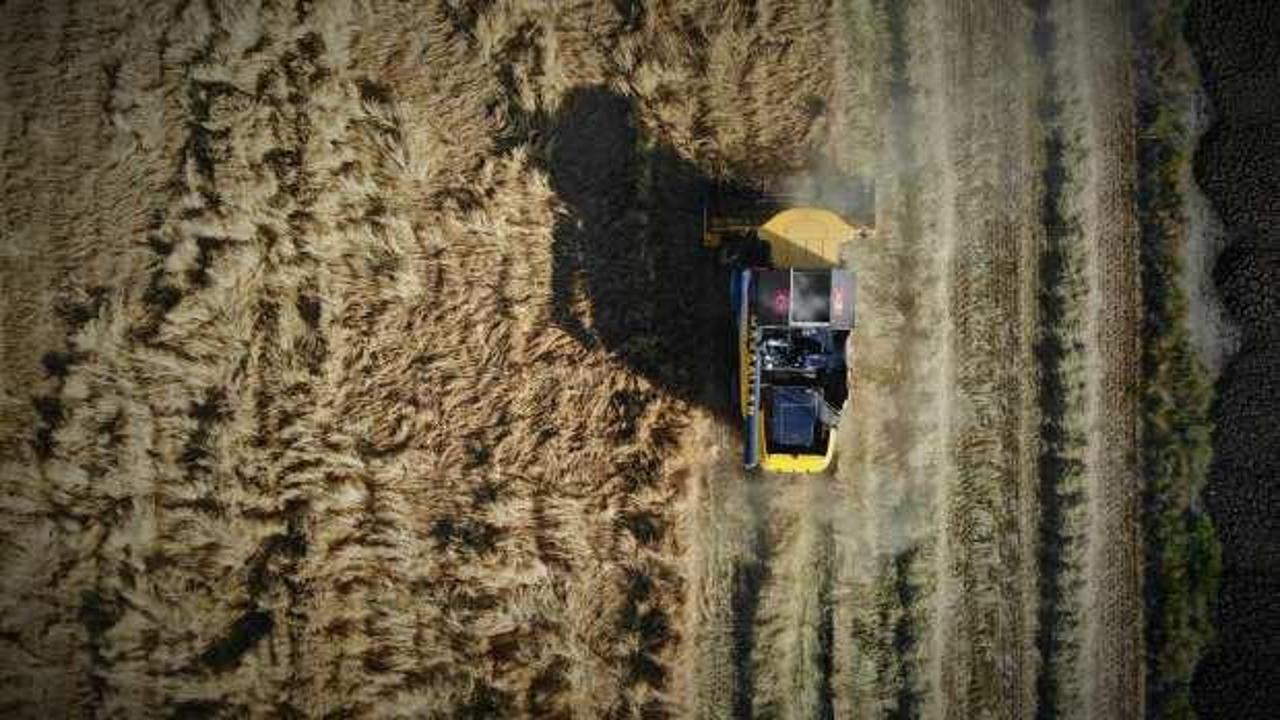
(773, 288, 789, 315)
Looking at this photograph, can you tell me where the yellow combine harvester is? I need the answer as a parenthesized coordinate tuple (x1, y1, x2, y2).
(704, 190, 871, 473)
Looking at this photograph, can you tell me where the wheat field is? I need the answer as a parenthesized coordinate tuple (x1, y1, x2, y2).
(1, 0, 1228, 717)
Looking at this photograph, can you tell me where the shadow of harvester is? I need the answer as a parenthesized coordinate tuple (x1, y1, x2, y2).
(543, 86, 734, 417)
(540, 86, 871, 428)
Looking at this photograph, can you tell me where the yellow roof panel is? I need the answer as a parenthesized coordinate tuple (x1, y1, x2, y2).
(758, 208, 853, 269)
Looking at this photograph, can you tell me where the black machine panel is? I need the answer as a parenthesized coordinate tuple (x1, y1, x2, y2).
(754, 270, 791, 326)
(752, 269, 856, 329)
(791, 271, 832, 323)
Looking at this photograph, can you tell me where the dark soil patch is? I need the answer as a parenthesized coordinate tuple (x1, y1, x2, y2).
(1185, 1, 1280, 717)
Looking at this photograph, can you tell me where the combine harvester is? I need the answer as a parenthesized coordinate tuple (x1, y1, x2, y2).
(704, 189, 871, 473)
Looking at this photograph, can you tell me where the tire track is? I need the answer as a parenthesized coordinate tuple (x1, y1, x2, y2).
(826, 6, 895, 718)
(1072, 2, 1144, 717)
(929, 1, 1041, 718)
(747, 474, 837, 720)
(684, 426, 765, 720)
(828, 0, 949, 715)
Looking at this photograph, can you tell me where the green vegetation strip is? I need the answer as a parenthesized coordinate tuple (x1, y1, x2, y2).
(1133, 2, 1221, 718)
(1031, 4, 1091, 716)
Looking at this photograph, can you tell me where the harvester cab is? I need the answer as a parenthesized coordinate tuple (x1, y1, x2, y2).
(705, 189, 871, 473)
